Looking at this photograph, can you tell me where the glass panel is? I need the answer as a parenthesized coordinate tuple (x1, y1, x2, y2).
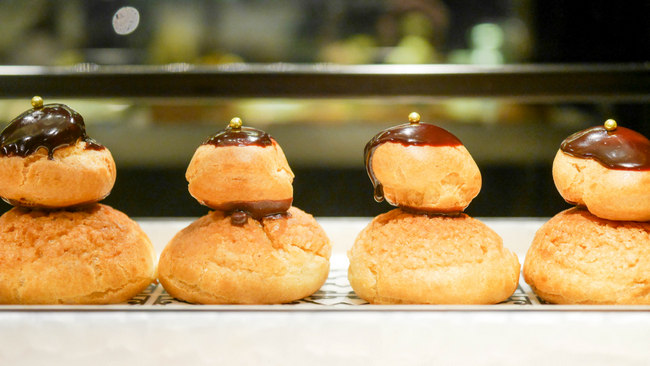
(0, 1, 646, 65)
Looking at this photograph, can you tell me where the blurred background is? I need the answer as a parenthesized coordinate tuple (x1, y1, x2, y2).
(0, 0, 648, 217)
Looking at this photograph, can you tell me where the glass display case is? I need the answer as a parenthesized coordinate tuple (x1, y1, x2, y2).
(0, 2, 649, 364)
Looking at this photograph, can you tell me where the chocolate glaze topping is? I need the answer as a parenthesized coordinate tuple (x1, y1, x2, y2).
(364, 122, 463, 202)
(400, 205, 464, 217)
(2, 197, 102, 210)
(229, 211, 249, 226)
(221, 199, 293, 226)
(561, 126, 650, 170)
(228, 209, 292, 226)
(215, 199, 292, 219)
(203, 126, 274, 148)
(0, 103, 103, 159)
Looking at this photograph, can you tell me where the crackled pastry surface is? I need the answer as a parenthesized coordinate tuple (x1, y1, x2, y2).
(0, 204, 156, 304)
(524, 207, 650, 304)
(158, 206, 331, 304)
(348, 209, 520, 304)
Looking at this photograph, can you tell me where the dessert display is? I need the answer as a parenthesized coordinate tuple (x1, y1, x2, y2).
(158, 117, 331, 304)
(524, 119, 650, 304)
(348, 112, 520, 304)
(0, 97, 156, 304)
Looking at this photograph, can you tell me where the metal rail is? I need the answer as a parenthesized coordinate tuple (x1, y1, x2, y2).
(0, 63, 648, 100)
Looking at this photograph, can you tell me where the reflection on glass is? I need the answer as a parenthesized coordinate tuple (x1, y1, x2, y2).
(0, 0, 533, 66)
(112, 6, 140, 36)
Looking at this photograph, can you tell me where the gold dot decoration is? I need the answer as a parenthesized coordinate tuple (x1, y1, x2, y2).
(31, 96, 44, 109)
(229, 117, 243, 129)
(408, 112, 421, 124)
(604, 119, 618, 132)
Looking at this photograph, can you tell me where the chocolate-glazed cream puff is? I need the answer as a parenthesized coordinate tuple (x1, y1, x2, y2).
(552, 119, 650, 221)
(349, 113, 519, 304)
(186, 117, 294, 221)
(0, 97, 116, 208)
(365, 112, 481, 213)
(524, 119, 650, 304)
(158, 118, 331, 304)
(0, 97, 156, 304)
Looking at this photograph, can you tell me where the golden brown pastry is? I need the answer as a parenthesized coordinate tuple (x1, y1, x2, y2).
(0, 97, 116, 208)
(0, 204, 157, 304)
(552, 120, 650, 221)
(0, 97, 155, 305)
(186, 118, 294, 217)
(523, 207, 650, 304)
(365, 113, 480, 213)
(348, 209, 520, 304)
(158, 207, 330, 304)
(159, 118, 331, 304)
(349, 113, 519, 304)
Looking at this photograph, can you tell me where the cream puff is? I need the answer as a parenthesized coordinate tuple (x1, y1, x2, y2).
(523, 207, 650, 305)
(0, 204, 156, 304)
(552, 119, 650, 221)
(158, 207, 330, 304)
(186, 117, 294, 218)
(158, 118, 331, 304)
(349, 209, 520, 304)
(350, 113, 519, 304)
(0, 97, 155, 304)
(365, 113, 481, 213)
(524, 119, 650, 304)
(0, 97, 116, 208)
